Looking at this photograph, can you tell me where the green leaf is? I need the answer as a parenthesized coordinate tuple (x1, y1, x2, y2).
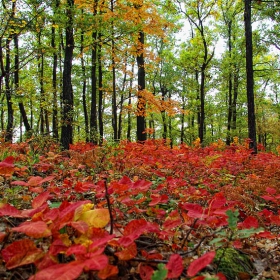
(236, 227, 264, 239)
(49, 202, 62, 208)
(151, 263, 167, 280)
(226, 210, 239, 230)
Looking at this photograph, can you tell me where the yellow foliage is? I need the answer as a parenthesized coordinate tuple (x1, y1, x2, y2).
(78, 208, 110, 228)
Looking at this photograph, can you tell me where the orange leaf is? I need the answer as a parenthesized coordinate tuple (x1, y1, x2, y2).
(0, 203, 23, 217)
(115, 242, 137, 260)
(2, 239, 44, 269)
(32, 191, 50, 209)
(98, 264, 119, 279)
(12, 221, 51, 238)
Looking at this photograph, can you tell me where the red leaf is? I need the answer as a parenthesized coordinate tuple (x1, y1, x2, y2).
(28, 176, 44, 187)
(115, 242, 137, 260)
(187, 251, 216, 277)
(11, 180, 28, 186)
(68, 221, 89, 234)
(0, 156, 15, 176)
(32, 191, 50, 209)
(209, 192, 226, 209)
(83, 255, 108, 270)
(166, 254, 184, 278)
(2, 239, 44, 269)
(66, 245, 87, 256)
(0, 203, 23, 217)
(118, 232, 141, 247)
(149, 194, 161, 206)
(139, 265, 154, 280)
(181, 203, 205, 218)
(239, 216, 259, 229)
(0, 232, 7, 242)
(98, 264, 119, 279)
(123, 219, 148, 236)
(133, 179, 152, 192)
(266, 187, 277, 195)
(74, 181, 94, 193)
(12, 221, 51, 238)
(29, 262, 84, 280)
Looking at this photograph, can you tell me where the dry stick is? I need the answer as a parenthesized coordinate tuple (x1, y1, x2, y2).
(104, 178, 114, 234)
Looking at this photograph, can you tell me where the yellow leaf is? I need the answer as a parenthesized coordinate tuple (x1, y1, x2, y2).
(78, 209, 110, 228)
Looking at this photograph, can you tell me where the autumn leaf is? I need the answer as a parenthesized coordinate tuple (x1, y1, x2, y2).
(0, 232, 7, 242)
(115, 242, 137, 260)
(29, 261, 85, 280)
(98, 264, 119, 279)
(1, 239, 44, 269)
(187, 251, 216, 277)
(166, 254, 184, 278)
(0, 156, 15, 176)
(32, 191, 50, 209)
(238, 216, 259, 229)
(139, 265, 154, 280)
(0, 203, 23, 217)
(78, 208, 110, 228)
(12, 221, 51, 238)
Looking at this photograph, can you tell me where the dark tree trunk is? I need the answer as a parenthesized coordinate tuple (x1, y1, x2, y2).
(226, 21, 233, 145)
(5, 37, 13, 142)
(90, 31, 98, 143)
(136, 31, 146, 142)
(14, 35, 31, 136)
(98, 35, 103, 144)
(61, 0, 74, 150)
(244, 0, 257, 153)
(51, 0, 60, 140)
(81, 30, 89, 142)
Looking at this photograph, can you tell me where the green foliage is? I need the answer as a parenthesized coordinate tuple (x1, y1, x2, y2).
(214, 248, 253, 280)
(151, 264, 168, 280)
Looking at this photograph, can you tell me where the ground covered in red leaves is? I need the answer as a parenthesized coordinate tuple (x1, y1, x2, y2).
(0, 139, 280, 279)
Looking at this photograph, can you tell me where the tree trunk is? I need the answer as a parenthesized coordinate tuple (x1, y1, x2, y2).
(80, 30, 89, 142)
(136, 31, 146, 142)
(61, 0, 74, 150)
(14, 35, 31, 136)
(5, 38, 13, 142)
(51, 0, 60, 140)
(98, 34, 104, 144)
(244, 0, 257, 153)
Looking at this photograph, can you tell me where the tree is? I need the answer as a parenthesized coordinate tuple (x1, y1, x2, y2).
(61, 0, 75, 150)
(244, 0, 257, 153)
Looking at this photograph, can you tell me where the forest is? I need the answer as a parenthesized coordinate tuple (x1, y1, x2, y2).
(0, 0, 279, 150)
(1, 0, 280, 280)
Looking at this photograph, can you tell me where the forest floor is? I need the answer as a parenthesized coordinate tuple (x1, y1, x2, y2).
(0, 139, 280, 280)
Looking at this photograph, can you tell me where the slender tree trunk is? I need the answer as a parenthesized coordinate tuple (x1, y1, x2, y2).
(51, 0, 59, 140)
(81, 30, 89, 142)
(98, 34, 103, 144)
(226, 21, 233, 145)
(61, 0, 74, 150)
(5, 38, 13, 142)
(244, 0, 257, 153)
(127, 64, 134, 141)
(136, 31, 146, 142)
(14, 35, 31, 136)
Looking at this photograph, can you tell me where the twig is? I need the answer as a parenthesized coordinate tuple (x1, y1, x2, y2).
(104, 178, 114, 234)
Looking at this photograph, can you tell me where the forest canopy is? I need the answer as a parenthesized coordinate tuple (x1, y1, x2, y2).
(0, 0, 280, 150)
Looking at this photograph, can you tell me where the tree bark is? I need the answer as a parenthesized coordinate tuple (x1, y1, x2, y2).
(61, 0, 74, 150)
(244, 0, 257, 153)
(136, 31, 146, 142)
